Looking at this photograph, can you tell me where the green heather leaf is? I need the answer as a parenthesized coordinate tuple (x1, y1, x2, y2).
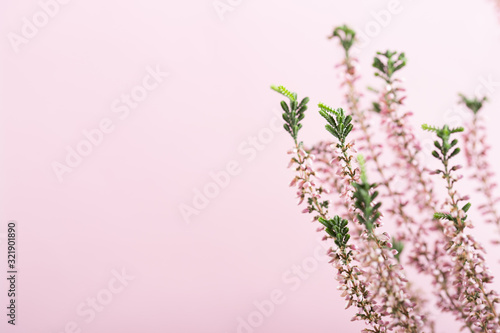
(434, 212, 454, 221)
(422, 124, 439, 133)
(280, 101, 289, 113)
(459, 93, 488, 114)
(299, 97, 310, 108)
(372, 57, 385, 73)
(450, 127, 464, 134)
(271, 85, 297, 101)
(449, 147, 460, 158)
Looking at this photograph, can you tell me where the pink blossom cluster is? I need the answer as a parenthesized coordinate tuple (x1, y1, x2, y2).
(274, 24, 500, 333)
(330, 243, 388, 332)
(330, 138, 428, 332)
(286, 144, 388, 331)
(336, 52, 462, 331)
(432, 144, 500, 331)
(288, 136, 429, 331)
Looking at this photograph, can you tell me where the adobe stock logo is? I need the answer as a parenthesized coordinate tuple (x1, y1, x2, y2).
(213, 0, 243, 21)
(55, 268, 135, 333)
(7, 0, 72, 53)
(235, 239, 331, 333)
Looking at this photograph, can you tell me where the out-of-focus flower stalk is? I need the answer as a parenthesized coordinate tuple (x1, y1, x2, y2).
(462, 99, 500, 236)
(377, 72, 480, 332)
(332, 37, 437, 331)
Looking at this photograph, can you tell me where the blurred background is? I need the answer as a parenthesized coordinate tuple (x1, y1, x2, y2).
(1, 0, 500, 332)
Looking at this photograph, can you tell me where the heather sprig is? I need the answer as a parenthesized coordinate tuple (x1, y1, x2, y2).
(372, 51, 407, 84)
(328, 24, 356, 56)
(332, 27, 420, 262)
(460, 94, 500, 232)
(271, 85, 309, 144)
(319, 216, 387, 332)
(270, 86, 320, 211)
(318, 104, 361, 226)
(319, 216, 351, 248)
(329, 36, 456, 330)
(425, 123, 500, 331)
(459, 94, 488, 114)
(351, 165, 424, 332)
(318, 104, 358, 185)
(271, 87, 329, 219)
(372, 51, 437, 211)
(272, 87, 387, 331)
(369, 51, 460, 330)
(271, 23, 500, 332)
(352, 175, 381, 233)
(370, 46, 488, 332)
(319, 105, 353, 146)
(318, 105, 424, 331)
(422, 124, 468, 232)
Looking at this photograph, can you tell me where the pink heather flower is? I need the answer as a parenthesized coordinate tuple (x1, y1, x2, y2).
(285, 140, 391, 331)
(429, 135, 500, 331)
(336, 47, 445, 330)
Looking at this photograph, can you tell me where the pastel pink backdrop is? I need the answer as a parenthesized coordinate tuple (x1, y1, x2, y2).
(1, 0, 500, 332)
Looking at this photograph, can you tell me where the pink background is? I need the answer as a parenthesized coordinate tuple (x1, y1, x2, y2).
(1, 0, 500, 332)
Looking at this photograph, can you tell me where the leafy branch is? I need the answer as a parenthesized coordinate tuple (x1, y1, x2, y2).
(318, 105, 353, 146)
(271, 85, 309, 144)
(328, 24, 356, 56)
(458, 93, 487, 114)
(422, 124, 463, 161)
(423, 124, 470, 231)
(318, 216, 351, 248)
(352, 177, 382, 234)
(372, 50, 407, 84)
(391, 237, 404, 263)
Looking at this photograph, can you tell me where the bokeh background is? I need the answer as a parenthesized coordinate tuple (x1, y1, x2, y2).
(1, 0, 500, 332)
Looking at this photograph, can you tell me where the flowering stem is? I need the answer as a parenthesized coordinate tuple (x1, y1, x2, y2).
(425, 124, 500, 330)
(463, 106, 500, 234)
(272, 87, 386, 331)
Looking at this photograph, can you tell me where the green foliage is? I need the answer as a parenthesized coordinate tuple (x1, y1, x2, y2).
(318, 216, 351, 248)
(357, 154, 367, 183)
(421, 124, 464, 162)
(372, 50, 407, 83)
(329, 25, 356, 56)
(352, 177, 382, 233)
(424, 124, 471, 229)
(271, 85, 309, 143)
(433, 212, 454, 221)
(271, 85, 297, 101)
(372, 102, 381, 113)
(318, 105, 353, 145)
(434, 203, 471, 225)
(391, 237, 404, 263)
(458, 93, 487, 114)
